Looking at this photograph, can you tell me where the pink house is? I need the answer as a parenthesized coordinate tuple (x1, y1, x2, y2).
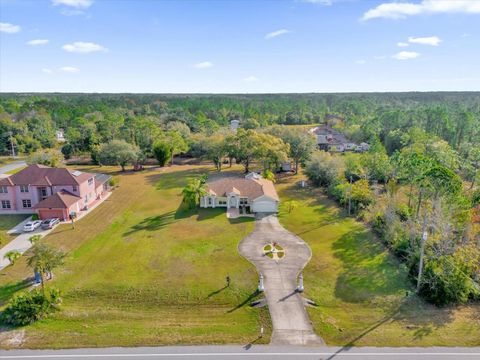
(0, 164, 111, 221)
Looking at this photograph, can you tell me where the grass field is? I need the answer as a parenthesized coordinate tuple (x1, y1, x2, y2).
(276, 172, 480, 346)
(0, 165, 269, 348)
(0, 214, 31, 247)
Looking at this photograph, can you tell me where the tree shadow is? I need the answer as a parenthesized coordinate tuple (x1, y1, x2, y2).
(123, 211, 177, 236)
(0, 278, 32, 306)
(324, 296, 454, 359)
(332, 229, 409, 303)
(227, 290, 260, 313)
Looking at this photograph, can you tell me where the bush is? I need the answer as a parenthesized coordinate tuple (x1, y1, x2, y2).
(305, 152, 343, 188)
(4, 250, 21, 265)
(27, 149, 64, 167)
(395, 203, 412, 222)
(1, 288, 61, 326)
(109, 176, 119, 188)
(152, 141, 172, 167)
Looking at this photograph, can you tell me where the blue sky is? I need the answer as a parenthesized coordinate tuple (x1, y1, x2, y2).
(1, 0, 479, 93)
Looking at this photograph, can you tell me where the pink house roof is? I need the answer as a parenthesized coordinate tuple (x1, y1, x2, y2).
(33, 190, 81, 210)
(0, 164, 93, 186)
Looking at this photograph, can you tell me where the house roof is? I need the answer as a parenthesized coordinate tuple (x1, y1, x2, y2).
(311, 125, 351, 145)
(206, 175, 279, 201)
(0, 164, 93, 187)
(33, 190, 81, 210)
(94, 173, 111, 188)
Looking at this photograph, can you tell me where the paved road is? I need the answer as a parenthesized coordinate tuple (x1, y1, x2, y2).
(0, 161, 26, 175)
(239, 214, 323, 346)
(1, 346, 479, 359)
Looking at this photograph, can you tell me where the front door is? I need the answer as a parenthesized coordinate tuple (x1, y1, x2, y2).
(229, 197, 236, 208)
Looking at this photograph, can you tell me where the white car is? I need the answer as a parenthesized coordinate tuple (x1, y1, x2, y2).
(23, 220, 42, 232)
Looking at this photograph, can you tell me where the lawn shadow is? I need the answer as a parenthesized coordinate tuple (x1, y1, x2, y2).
(123, 211, 177, 236)
(0, 278, 32, 306)
(227, 289, 260, 313)
(206, 285, 228, 299)
(332, 229, 409, 303)
(325, 296, 455, 359)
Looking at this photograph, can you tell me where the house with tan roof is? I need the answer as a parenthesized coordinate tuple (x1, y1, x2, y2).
(200, 172, 279, 213)
(0, 164, 111, 221)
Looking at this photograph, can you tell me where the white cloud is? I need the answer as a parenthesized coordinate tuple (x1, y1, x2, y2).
(362, 0, 480, 21)
(461, 33, 471, 38)
(0, 22, 21, 34)
(243, 76, 259, 82)
(373, 55, 387, 60)
(392, 51, 420, 60)
(27, 39, 49, 46)
(62, 41, 107, 53)
(265, 29, 290, 39)
(193, 61, 213, 69)
(408, 36, 441, 46)
(355, 60, 367, 65)
(42, 68, 53, 74)
(59, 66, 80, 73)
(52, 0, 93, 8)
(397, 42, 409, 47)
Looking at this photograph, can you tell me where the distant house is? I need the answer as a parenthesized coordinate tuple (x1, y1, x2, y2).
(56, 129, 66, 142)
(309, 125, 366, 153)
(0, 164, 111, 220)
(200, 172, 279, 213)
(230, 120, 240, 132)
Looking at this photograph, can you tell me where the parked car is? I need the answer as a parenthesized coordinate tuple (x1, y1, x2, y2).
(41, 218, 60, 230)
(23, 220, 42, 232)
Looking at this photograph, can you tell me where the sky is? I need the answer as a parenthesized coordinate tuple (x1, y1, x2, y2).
(0, 0, 479, 93)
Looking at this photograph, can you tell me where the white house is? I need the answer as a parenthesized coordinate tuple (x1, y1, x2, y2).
(56, 129, 65, 142)
(230, 119, 240, 132)
(200, 172, 279, 213)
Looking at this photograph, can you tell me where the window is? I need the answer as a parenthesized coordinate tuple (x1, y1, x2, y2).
(72, 185, 78, 192)
(240, 198, 248, 205)
(22, 199, 32, 208)
(0, 186, 8, 194)
(1, 200, 11, 209)
(39, 187, 48, 200)
(208, 198, 212, 206)
(219, 200, 227, 205)
(88, 178, 94, 186)
(20, 185, 29, 193)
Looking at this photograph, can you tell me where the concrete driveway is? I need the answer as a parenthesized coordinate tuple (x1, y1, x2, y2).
(0, 219, 55, 270)
(238, 213, 324, 346)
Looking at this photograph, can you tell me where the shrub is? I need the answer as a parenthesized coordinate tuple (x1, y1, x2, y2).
(152, 141, 172, 167)
(4, 250, 21, 265)
(109, 176, 119, 188)
(29, 235, 42, 245)
(27, 149, 64, 167)
(305, 152, 343, 188)
(0, 288, 61, 326)
(396, 203, 412, 222)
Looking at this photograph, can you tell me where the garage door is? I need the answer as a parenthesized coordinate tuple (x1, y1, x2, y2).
(37, 209, 65, 220)
(252, 200, 277, 213)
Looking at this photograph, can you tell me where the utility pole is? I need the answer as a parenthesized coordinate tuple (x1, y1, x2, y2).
(416, 215, 428, 293)
(7, 131, 15, 158)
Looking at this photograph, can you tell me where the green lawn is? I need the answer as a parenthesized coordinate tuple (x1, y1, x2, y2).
(0, 165, 269, 348)
(0, 214, 31, 247)
(277, 172, 480, 346)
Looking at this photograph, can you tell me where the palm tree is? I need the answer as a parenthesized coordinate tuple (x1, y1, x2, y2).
(4, 250, 21, 265)
(27, 243, 65, 293)
(182, 177, 207, 209)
